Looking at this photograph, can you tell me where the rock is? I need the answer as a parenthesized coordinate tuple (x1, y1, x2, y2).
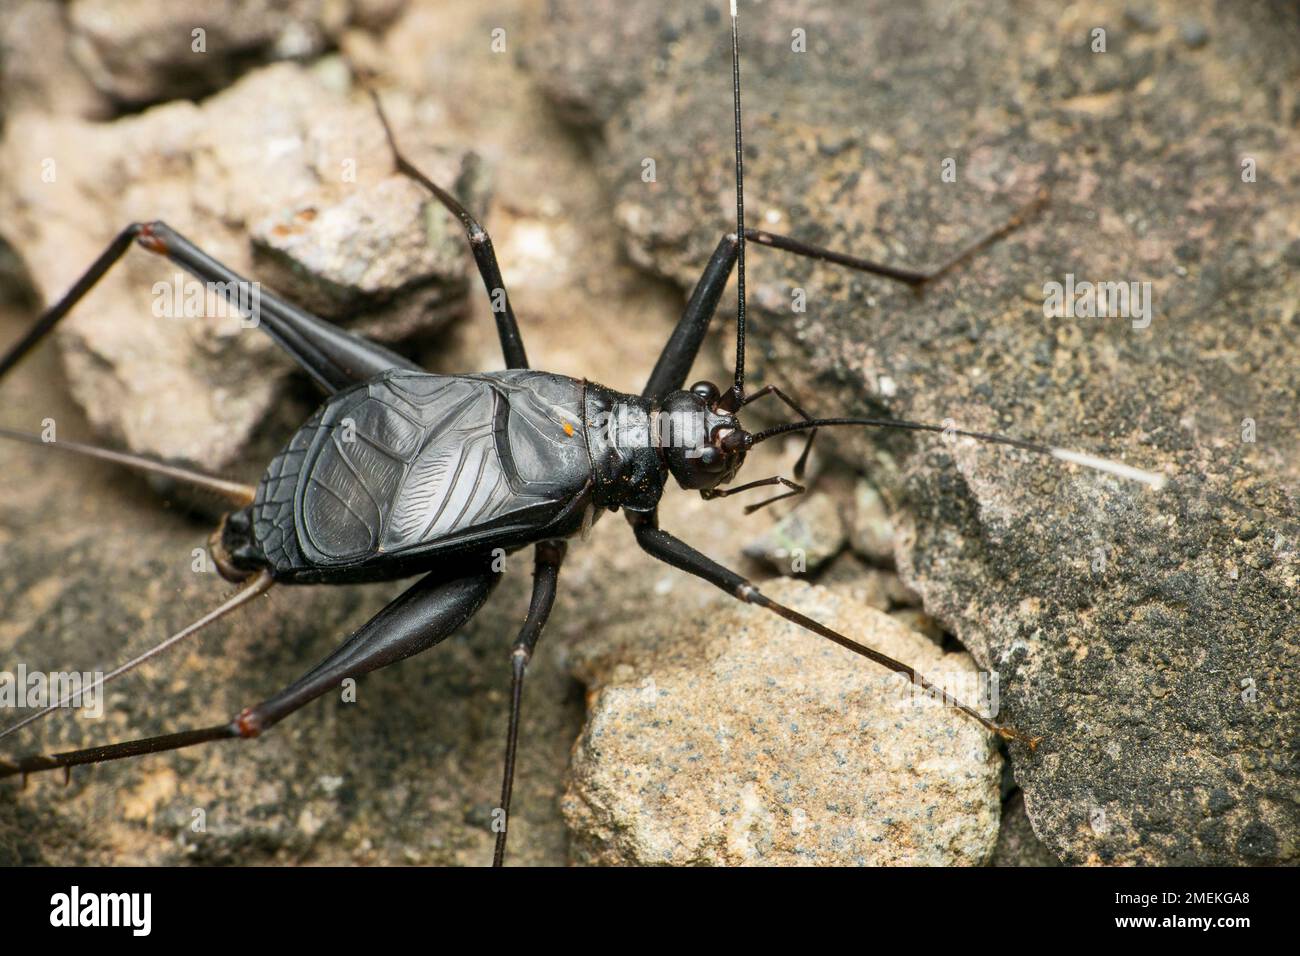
(0, 59, 483, 472)
(250, 153, 486, 339)
(563, 579, 1003, 865)
(849, 479, 897, 566)
(741, 491, 845, 574)
(519, 1, 670, 128)
(1179, 20, 1209, 49)
(815, 554, 894, 610)
(0, 1, 407, 121)
(1122, 7, 1160, 35)
(0, 1, 114, 121)
(64, 0, 406, 106)
(533, 0, 1300, 864)
(993, 791, 1061, 866)
(881, 570, 923, 607)
(889, 607, 947, 646)
(0, 236, 35, 309)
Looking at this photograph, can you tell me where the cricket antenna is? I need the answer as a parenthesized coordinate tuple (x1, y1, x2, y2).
(749, 417, 1167, 490)
(0, 425, 256, 506)
(723, 0, 749, 411)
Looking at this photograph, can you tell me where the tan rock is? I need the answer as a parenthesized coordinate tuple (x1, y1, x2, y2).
(741, 491, 845, 575)
(564, 578, 1003, 865)
(0, 60, 480, 471)
(849, 479, 897, 566)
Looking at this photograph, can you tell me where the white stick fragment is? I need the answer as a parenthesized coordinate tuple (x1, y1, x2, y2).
(730, 0, 737, 17)
(1050, 447, 1167, 490)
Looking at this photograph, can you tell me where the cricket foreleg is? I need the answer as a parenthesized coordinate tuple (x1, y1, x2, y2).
(0, 569, 498, 781)
(370, 92, 529, 370)
(745, 185, 1047, 286)
(642, 189, 1048, 401)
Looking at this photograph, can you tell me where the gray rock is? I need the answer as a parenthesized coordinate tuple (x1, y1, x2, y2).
(1179, 20, 1209, 49)
(741, 491, 845, 574)
(250, 155, 484, 339)
(816, 553, 900, 610)
(563, 578, 1003, 865)
(0, 0, 114, 121)
(849, 479, 897, 566)
(889, 607, 947, 646)
(64, 0, 407, 106)
(0, 59, 482, 472)
(993, 791, 1061, 866)
(0, 1, 407, 122)
(532, 0, 1300, 864)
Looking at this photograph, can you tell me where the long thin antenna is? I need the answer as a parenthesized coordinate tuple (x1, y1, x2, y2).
(751, 416, 1166, 489)
(0, 571, 273, 742)
(0, 426, 256, 506)
(728, 0, 749, 403)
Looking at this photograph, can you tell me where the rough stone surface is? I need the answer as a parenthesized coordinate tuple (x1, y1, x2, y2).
(563, 578, 1003, 866)
(0, 1, 407, 122)
(0, 1, 114, 122)
(890, 607, 947, 646)
(817, 553, 915, 612)
(741, 490, 845, 574)
(0, 59, 482, 472)
(849, 479, 898, 566)
(64, 0, 406, 106)
(993, 791, 1061, 867)
(533, 0, 1300, 863)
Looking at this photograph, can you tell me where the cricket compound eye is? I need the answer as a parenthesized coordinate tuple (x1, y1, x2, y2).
(691, 380, 721, 406)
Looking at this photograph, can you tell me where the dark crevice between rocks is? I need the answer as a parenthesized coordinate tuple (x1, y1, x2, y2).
(0, 233, 37, 310)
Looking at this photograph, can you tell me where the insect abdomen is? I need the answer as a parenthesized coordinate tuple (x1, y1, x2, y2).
(243, 370, 593, 583)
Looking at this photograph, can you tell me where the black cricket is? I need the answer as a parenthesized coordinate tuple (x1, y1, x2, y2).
(0, 4, 1158, 866)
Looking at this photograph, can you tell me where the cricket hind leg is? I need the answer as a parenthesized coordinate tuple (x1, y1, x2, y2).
(0, 221, 419, 395)
(642, 189, 1048, 401)
(0, 568, 499, 780)
(369, 92, 529, 370)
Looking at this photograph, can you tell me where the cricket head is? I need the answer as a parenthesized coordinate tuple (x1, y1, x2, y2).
(659, 380, 752, 490)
